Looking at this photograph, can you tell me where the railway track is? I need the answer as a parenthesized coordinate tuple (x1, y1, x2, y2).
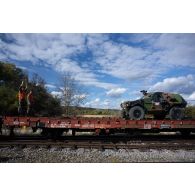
(1, 134, 195, 150)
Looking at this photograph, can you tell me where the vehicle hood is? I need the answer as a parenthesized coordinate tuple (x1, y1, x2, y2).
(120, 100, 141, 108)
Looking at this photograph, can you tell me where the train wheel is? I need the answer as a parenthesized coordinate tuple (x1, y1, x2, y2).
(9, 127, 15, 137)
(41, 129, 63, 139)
(55, 129, 64, 138)
(41, 129, 48, 137)
(72, 130, 76, 136)
(180, 130, 191, 136)
(32, 127, 38, 133)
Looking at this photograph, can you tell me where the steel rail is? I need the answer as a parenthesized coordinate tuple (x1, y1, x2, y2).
(1, 135, 195, 150)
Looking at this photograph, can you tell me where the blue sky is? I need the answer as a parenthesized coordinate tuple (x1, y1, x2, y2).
(0, 33, 195, 108)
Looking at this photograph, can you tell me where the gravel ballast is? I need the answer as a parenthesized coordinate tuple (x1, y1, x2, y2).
(0, 147, 195, 162)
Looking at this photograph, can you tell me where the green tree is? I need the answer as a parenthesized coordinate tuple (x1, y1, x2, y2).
(185, 106, 195, 119)
(0, 61, 62, 116)
(27, 73, 62, 116)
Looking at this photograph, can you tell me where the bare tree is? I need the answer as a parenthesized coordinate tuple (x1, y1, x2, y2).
(59, 73, 87, 116)
(31, 73, 46, 87)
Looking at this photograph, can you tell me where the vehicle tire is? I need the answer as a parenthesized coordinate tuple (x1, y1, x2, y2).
(129, 106, 145, 120)
(169, 107, 184, 120)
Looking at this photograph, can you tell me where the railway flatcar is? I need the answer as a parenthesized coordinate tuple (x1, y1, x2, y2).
(1, 116, 195, 138)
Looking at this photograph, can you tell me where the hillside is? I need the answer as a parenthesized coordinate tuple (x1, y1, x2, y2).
(70, 106, 120, 116)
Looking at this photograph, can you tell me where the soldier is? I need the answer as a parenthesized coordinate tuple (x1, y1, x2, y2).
(27, 90, 34, 116)
(18, 81, 27, 116)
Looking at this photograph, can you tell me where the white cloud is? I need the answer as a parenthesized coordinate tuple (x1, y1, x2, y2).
(45, 84, 56, 89)
(84, 98, 112, 109)
(51, 91, 62, 97)
(84, 97, 123, 109)
(181, 92, 195, 105)
(94, 98, 100, 103)
(89, 34, 195, 84)
(155, 35, 193, 68)
(106, 88, 127, 98)
(188, 92, 195, 101)
(124, 34, 195, 68)
(102, 99, 110, 106)
(149, 74, 195, 95)
(15, 65, 28, 70)
(85, 98, 100, 107)
(73, 94, 87, 99)
(1, 33, 195, 104)
(0, 34, 86, 64)
(152, 34, 195, 67)
(0, 34, 121, 90)
(90, 41, 156, 81)
(55, 58, 118, 90)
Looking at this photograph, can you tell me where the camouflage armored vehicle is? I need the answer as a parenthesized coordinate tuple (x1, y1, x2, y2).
(121, 90, 187, 120)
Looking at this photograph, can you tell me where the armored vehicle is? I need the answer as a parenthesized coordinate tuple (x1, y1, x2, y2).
(121, 90, 187, 120)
